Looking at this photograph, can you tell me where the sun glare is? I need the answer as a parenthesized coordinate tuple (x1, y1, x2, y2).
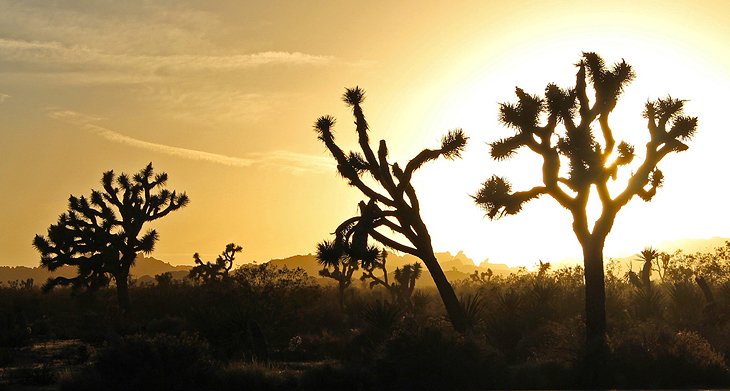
(403, 20, 730, 267)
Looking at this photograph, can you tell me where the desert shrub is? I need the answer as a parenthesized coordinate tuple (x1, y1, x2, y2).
(374, 325, 506, 390)
(211, 361, 298, 391)
(361, 299, 402, 335)
(484, 288, 527, 356)
(665, 281, 704, 327)
(298, 362, 373, 390)
(608, 323, 730, 388)
(61, 333, 215, 391)
(627, 286, 664, 320)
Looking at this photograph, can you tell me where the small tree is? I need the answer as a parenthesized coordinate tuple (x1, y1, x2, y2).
(474, 53, 697, 346)
(628, 247, 659, 291)
(316, 239, 380, 310)
(189, 243, 242, 284)
(361, 249, 423, 305)
(315, 87, 469, 332)
(33, 163, 189, 312)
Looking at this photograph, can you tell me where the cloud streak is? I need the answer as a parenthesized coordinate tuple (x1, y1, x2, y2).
(49, 110, 333, 173)
(0, 38, 334, 81)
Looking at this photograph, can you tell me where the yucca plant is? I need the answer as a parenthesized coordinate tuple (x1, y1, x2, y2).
(362, 299, 403, 335)
(460, 292, 487, 330)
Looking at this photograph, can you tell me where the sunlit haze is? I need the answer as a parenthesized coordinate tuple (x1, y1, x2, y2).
(2, 1, 729, 268)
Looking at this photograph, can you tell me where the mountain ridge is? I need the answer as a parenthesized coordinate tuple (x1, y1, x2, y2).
(4, 237, 727, 286)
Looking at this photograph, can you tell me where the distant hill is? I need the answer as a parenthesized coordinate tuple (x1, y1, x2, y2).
(553, 237, 730, 269)
(268, 250, 518, 287)
(5, 238, 726, 287)
(0, 252, 519, 288)
(656, 237, 729, 254)
(0, 257, 192, 285)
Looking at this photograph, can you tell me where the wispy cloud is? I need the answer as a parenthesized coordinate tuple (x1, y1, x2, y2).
(49, 110, 333, 173)
(49, 110, 255, 167)
(0, 93, 9, 103)
(247, 151, 335, 174)
(0, 38, 334, 83)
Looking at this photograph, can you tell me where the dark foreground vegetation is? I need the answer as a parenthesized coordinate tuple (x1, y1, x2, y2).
(3, 244, 730, 390)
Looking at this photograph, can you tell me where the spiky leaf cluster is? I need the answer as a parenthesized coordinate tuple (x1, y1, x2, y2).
(473, 176, 541, 220)
(582, 52, 635, 111)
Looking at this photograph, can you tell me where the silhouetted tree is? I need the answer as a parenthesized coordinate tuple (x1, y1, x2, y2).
(154, 272, 174, 287)
(474, 52, 697, 347)
(316, 239, 379, 310)
(470, 269, 494, 284)
(33, 163, 189, 312)
(189, 243, 242, 284)
(628, 247, 659, 291)
(628, 247, 663, 319)
(315, 87, 469, 332)
(361, 249, 423, 305)
(392, 262, 422, 304)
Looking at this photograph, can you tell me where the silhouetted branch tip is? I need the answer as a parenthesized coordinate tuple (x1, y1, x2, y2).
(314, 115, 336, 139)
(346, 152, 370, 175)
(490, 136, 524, 161)
(440, 129, 468, 159)
(316, 240, 344, 268)
(342, 86, 365, 107)
(669, 116, 698, 141)
(500, 89, 542, 131)
(473, 175, 525, 219)
(615, 141, 635, 166)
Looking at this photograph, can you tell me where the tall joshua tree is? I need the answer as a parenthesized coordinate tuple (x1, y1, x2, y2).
(474, 53, 697, 346)
(33, 163, 189, 312)
(314, 87, 469, 332)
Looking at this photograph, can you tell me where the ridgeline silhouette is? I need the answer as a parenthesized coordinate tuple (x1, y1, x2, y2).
(314, 86, 470, 332)
(474, 52, 697, 354)
(32, 163, 188, 312)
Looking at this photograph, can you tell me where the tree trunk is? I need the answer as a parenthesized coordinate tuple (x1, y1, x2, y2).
(116, 273, 131, 314)
(421, 253, 468, 333)
(581, 237, 607, 349)
(338, 281, 346, 312)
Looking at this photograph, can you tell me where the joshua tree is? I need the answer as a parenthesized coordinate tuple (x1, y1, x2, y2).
(392, 263, 422, 304)
(33, 163, 189, 312)
(474, 53, 697, 346)
(316, 239, 377, 310)
(189, 243, 242, 284)
(314, 87, 469, 332)
(470, 269, 494, 284)
(361, 249, 423, 305)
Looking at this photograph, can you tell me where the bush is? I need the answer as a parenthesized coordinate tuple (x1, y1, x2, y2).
(375, 326, 506, 389)
(608, 324, 730, 388)
(61, 334, 215, 391)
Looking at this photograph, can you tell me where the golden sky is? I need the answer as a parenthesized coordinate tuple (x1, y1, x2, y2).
(2, 1, 730, 267)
